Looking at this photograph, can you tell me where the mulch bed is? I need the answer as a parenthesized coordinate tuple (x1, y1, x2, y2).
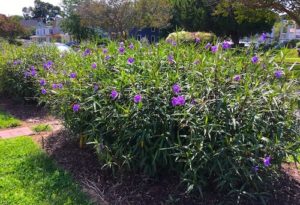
(34, 130, 300, 205)
(0, 97, 56, 127)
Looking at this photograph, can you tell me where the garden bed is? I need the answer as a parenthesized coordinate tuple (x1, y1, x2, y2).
(33, 131, 300, 205)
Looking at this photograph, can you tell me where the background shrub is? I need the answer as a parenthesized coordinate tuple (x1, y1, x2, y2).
(166, 31, 216, 44)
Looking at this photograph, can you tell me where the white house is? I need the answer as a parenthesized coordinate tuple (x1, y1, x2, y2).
(278, 20, 300, 43)
(30, 16, 71, 43)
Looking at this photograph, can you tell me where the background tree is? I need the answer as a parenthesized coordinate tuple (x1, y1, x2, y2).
(22, 0, 61, 23)
(61, 0, 94, 41)
(235, 0, 300, 26)
(77, 0, 172, 37)
(0, 14, 26, 43)
(171, 0, 277, 44)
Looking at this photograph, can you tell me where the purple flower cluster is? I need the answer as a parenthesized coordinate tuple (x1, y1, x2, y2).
(172, 96, 185, 106)
(52, 83, 63, 89)
(119, 47, 125, 54)
(43, 60, 53, 70)
(195, 37, 201, 44)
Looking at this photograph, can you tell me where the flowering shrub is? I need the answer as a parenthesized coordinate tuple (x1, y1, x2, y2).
(166, 31, 216, 45)
(1, 39, 299, 201)
(0, 41, 59, 101)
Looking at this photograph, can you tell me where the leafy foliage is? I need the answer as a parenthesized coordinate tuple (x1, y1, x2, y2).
(0, 14, 26, 43)
(0, 39, 299, 202)
(0, 110, 21, 129)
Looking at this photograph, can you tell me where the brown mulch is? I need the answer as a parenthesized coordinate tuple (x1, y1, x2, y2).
(0, 97, 58, 127)
(34, 130, 300, 205)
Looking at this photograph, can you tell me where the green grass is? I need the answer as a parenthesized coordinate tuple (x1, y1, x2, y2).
(0, 137, 92, 205)
(32, 124, 52, 133)
(0, 110, 21, 129)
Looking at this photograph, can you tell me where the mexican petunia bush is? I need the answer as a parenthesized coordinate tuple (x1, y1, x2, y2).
(0, 39, 299, 202)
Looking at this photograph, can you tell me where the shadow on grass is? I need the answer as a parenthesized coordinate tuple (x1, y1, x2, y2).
(0, 137, 92, 205)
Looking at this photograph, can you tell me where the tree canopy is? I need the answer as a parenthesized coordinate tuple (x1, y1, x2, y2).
(22, 0, 61, 23)
(0, 14, 26, 42)
(171, 0, 277, 44)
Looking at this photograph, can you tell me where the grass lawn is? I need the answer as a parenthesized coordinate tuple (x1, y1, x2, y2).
(32, 124, 52, 133)
(0, 110, 21, 129)
(0, 137, 92, 205)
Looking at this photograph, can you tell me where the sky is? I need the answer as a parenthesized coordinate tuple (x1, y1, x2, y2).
(0, 0, 62, 16)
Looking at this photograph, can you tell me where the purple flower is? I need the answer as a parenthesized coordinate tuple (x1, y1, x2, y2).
(274, 70, 284, 78)
(191, 98, 196, 105)
(134, 94, 142, 103)
(172, 84, 181, 94)
(119, 42, 124, 47)
(72, 104, 80, 112)
(205, 43, 211, 50)
(166, 39, 173, 44)
(119, 47, 125, 54)
(91, 62, 97, 69)
(24, 71, 30, 78)
(94, 84, 99, 92)
(83, 48, 91, 56)
(211, 45, 218, 53)
(39, 79, 46, 86)
(251, 56, 259, 64)
(70, 72, 77, 79)
(252, 165, 259, 172)
(172, 41, 177, 46)
(58, 83, 63, 89)
(263, 156, 271, 167)
(105, 55, 111, 61)
(193, 60, 200, 65)
(172, 96, 185, 107)
(168, 55, 175, 64)
(195, 37, 201, 44)
(41, 88, 47, 95)
(102, 48, 108, 54)
(43, 60, 53, 69)
(129, 43, 134, 49)
(13, 60, 21, 65)
(52, 83, 59, 89)
(260, 33, 267, 41)
(127, 57, 135, 65)
(30, 66, 37, 77)
(222, 41, 231, 50)
(110, 90, 118, 100)
(233, 75, 241, 81)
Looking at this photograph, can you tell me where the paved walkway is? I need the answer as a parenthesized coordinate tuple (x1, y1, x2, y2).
(0, 127, 34, 139)
(0, 121, 63, 139)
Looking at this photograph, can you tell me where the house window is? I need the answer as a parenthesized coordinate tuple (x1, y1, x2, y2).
(151, 35, 155, 42)
(151, 28, 155, 32)
(137, 35, 141, 41)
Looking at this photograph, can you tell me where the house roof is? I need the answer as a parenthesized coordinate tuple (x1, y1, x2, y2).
(20, 19, 39, 28)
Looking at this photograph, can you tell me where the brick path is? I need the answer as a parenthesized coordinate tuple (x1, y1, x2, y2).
(0, 121, 63, 139)
(0, 127, 34, 139)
